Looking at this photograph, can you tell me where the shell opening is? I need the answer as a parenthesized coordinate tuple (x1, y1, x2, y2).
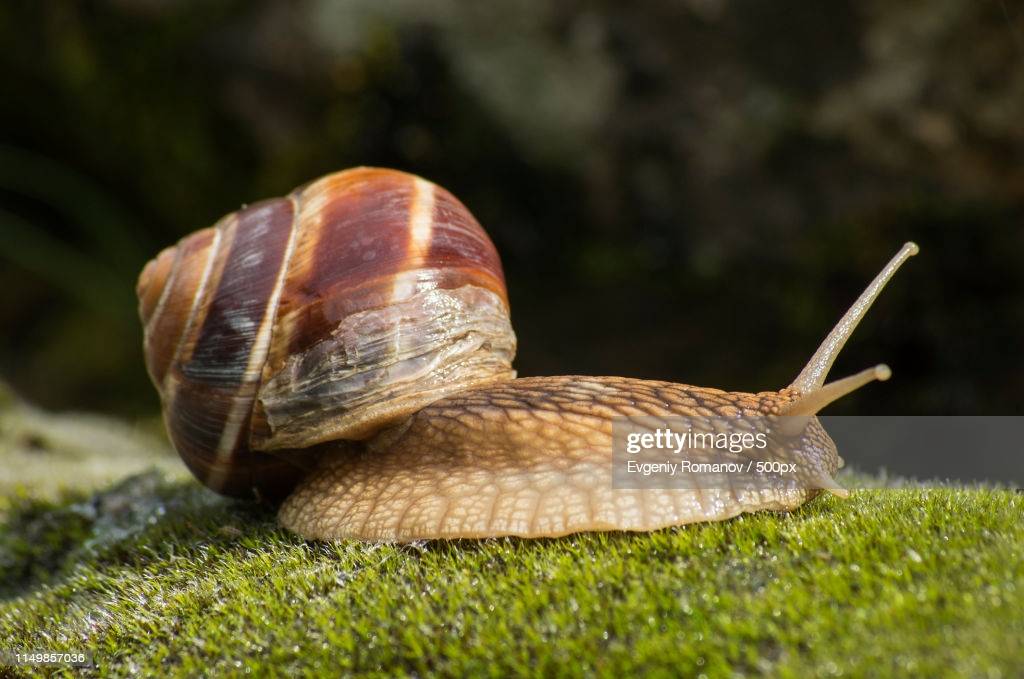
(254, 284, 516, 449)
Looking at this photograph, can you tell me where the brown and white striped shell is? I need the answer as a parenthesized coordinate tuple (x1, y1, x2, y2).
(137, 168, 516, 498)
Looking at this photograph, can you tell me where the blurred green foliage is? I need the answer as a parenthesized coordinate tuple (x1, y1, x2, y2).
(0, 0, 1022, 418)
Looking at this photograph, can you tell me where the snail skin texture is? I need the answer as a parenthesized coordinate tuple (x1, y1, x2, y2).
(138, 167, 917, 542)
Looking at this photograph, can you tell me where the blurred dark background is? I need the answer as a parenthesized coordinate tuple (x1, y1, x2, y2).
(0, 0, 1021, 423)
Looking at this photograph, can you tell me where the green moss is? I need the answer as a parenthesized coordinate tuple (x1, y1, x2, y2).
(1, 470, 1021, 677)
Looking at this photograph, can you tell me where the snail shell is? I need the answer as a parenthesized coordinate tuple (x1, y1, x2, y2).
(139, 167, 917, 541)
(138, 168, 515, 498)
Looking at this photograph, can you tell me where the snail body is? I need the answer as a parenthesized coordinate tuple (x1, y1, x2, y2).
(138, 167, 917, 541)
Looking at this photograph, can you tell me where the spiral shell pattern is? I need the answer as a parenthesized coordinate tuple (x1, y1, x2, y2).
(138, 168, 515, 498)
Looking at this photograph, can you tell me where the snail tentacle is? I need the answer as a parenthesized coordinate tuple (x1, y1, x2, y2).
(781, 364, 891, 417)
(790, 242, 917, 394)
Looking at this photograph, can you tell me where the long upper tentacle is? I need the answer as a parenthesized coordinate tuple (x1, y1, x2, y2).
(790, 242, 917, 394)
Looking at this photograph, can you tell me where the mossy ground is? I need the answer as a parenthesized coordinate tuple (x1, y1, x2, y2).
(1, 463, 1021, 677)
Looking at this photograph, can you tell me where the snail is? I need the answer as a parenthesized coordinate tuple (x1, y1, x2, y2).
(137, 167, 917, 542)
